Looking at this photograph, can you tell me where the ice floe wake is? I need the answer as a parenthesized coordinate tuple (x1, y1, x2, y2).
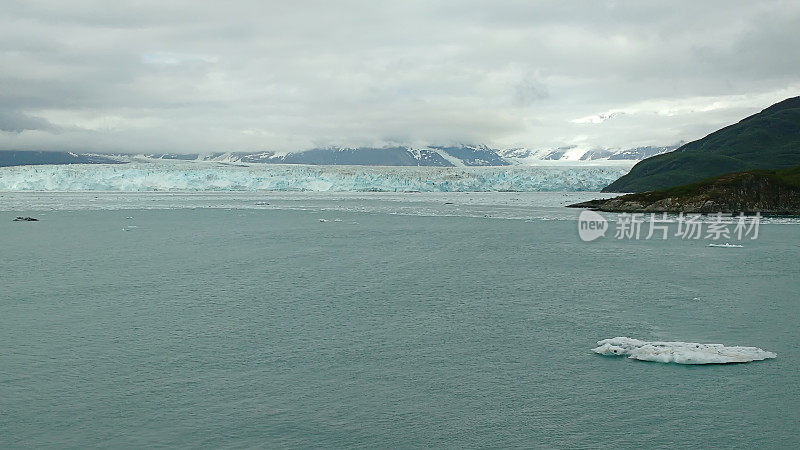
(593, 337, 776, 364)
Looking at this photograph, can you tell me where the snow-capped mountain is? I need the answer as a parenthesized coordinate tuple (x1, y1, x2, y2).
(496, 144, 681, 164)
(193, 145, 512, 167)
(0, 144, 680, 168)
(184, 144, 679, 166)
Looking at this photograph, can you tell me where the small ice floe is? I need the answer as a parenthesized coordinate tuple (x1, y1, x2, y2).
(707, 243, 743, 248)
(592, 337, 776, 364)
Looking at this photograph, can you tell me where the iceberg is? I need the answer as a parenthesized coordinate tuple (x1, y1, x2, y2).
(0, 161, 629, 192)
(592, 337, 776, 364)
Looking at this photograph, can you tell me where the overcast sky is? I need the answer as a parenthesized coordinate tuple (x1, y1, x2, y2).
(1, 0, 799, 153)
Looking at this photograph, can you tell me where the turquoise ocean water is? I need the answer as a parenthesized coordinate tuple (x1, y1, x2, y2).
(1, 192, 798, 448)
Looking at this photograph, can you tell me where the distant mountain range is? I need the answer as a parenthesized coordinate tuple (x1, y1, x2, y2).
(604, 96, 800, 192)
(0, 144, 679, 168)
(496, 144, 679, 163)
(0, 151, 124, 167)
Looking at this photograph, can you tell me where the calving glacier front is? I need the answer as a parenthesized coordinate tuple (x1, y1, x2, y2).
(0, 161, 629, 192)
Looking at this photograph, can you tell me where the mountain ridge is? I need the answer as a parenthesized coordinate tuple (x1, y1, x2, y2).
(0, 144, 677, 168)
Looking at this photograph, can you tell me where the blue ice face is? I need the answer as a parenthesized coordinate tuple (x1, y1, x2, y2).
(0, 161, 629, 192)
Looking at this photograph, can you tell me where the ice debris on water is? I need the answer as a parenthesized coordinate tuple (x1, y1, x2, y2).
(592, 337, 776, 364)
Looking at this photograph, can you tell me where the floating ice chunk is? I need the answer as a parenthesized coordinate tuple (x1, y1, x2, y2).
(593, 337, 776, 364)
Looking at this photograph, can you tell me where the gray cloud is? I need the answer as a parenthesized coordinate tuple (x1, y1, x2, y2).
(0, 0, 798, 153)
(0, 109, 60, 133)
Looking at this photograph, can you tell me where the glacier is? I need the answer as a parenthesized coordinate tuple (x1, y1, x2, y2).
(592, 337, 777, 364)
(0, 161, 630, 192)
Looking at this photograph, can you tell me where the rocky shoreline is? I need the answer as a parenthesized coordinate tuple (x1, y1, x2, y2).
(569, 168, 800, 215)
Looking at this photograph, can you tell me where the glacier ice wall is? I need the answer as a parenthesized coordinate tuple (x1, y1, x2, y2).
(0, 161, 630, 192)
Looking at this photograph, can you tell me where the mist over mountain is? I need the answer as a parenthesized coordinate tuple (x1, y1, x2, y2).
(0, 151, 122, 167)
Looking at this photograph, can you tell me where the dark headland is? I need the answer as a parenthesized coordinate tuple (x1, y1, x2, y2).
(569, 166, 800, 215)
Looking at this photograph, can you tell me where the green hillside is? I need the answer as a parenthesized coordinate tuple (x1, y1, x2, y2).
(603, 96, 800, 192)
(570, 166, 800, 214)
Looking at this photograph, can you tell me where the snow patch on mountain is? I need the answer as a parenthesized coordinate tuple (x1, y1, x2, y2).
(498, 144, 680, 164)
(428, 148, 465, 167)
(1, 144, 681, 169)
